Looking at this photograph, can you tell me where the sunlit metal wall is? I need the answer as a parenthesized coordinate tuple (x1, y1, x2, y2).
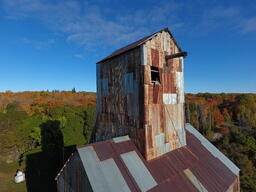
(142, 30, 186, 160)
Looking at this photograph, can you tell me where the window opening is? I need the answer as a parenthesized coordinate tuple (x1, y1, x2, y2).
(150, 66, 160, 84)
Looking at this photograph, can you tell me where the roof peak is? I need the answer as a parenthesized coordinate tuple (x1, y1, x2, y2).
(97, 27, 181, 64)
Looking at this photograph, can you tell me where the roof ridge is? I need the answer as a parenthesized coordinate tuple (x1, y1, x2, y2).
(97, 27, 181, 64)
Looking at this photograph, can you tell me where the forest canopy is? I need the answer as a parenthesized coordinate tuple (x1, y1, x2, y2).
(185, 93, 256, 191)
(0, 91, 255, 191)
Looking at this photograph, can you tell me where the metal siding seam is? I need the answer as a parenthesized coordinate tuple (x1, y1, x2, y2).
(121, 151, 157, 192)
(185, 123, 240, 175)
(140, 44, 147, 65)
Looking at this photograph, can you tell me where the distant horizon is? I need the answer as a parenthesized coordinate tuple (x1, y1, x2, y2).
(1, 90, 256, 94)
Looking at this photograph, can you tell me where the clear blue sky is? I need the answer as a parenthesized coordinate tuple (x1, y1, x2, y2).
(0, 0, 255, 93)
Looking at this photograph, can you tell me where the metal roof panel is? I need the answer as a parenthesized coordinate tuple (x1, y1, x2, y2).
(97, 28, 182, 63)
(121, 151, 157, 192)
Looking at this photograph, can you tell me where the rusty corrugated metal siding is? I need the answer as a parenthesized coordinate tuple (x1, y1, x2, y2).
(94, 46, 145, 155)
(93, 29, 186, 160)
(142, 30, 186, 160)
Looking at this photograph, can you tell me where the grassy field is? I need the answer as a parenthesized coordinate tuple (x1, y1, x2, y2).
(0, 161, 26, 192)
(0, 147, 45, 192)
(0, 145, 76, 192)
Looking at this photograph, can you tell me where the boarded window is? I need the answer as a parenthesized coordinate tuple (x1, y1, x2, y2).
(151, 66, 160, 83)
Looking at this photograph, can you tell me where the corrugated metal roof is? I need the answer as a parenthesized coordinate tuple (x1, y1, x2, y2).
(186, 123, 240, 175)
(71, 125, 239, 192)
(121, 151, 157, 192)
(97, 28, 182, 64)
(183, 168, 208, 192)
(78, 146, 131, 192)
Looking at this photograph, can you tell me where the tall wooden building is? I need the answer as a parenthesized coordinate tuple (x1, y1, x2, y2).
(93, 28, 187, 160)
(56, 28, 240, 192)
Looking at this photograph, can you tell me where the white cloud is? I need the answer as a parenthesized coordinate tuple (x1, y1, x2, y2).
(206, 7, 240, 18)
(74, 54, 85, 60)
(21, 37, 55, 50)
(2, 0, 183, 49)
(240, 17, 256, 33)
(188, 5, 256, 35)
(3, 0, 255, 50)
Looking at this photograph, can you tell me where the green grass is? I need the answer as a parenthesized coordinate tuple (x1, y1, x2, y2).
(0, 147, 43, 192)
(0, 161, 26, 192)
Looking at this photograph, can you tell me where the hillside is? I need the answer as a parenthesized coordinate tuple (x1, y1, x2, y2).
(0, 92, 255, 191)
(0, 91, 96, 115)
(0, 91, 96, 192)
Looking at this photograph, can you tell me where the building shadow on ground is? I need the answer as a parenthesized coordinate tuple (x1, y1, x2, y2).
(25, 120, 76, 192)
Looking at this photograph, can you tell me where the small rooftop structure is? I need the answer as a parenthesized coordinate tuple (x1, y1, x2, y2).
(56, 28, 240, 192)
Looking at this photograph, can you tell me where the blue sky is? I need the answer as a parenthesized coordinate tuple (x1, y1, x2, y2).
(0, 0, 255, 93)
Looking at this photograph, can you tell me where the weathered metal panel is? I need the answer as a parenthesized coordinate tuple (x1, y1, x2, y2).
(163, 32, 168, 52)
(78, 146, 111, 192)
(94, 46, 143, 154)
(145, 124, 153, 148)
(78, 146, 131, 192)
(121, 151, 157, 192)
(176, 71, 184, 103)
(56, 152, 93, 192)
(184, 169, 208, 192)
(163, 93, 177, 104)
(186, 123, 240, 175)
(123, 73, 134, 94)
(151, 48, 159, 67)
(162, 103, 186, 150)
(101, 78, 109, 96)
(140, 44, 147, 65)
(155, 133, 165, 156)
(100, 159, 131, 192)
(59, 134, 238, 192)
(91, 139, 141, 192)
(113, 135, 130, 143)
(140, 30, 186, 160)
(57, 175, 65, 192)
(127, 81, 139, 118)
(149, 173, 198, 192)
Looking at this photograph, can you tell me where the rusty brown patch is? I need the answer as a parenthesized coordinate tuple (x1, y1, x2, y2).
(151, 48, 159, 67)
